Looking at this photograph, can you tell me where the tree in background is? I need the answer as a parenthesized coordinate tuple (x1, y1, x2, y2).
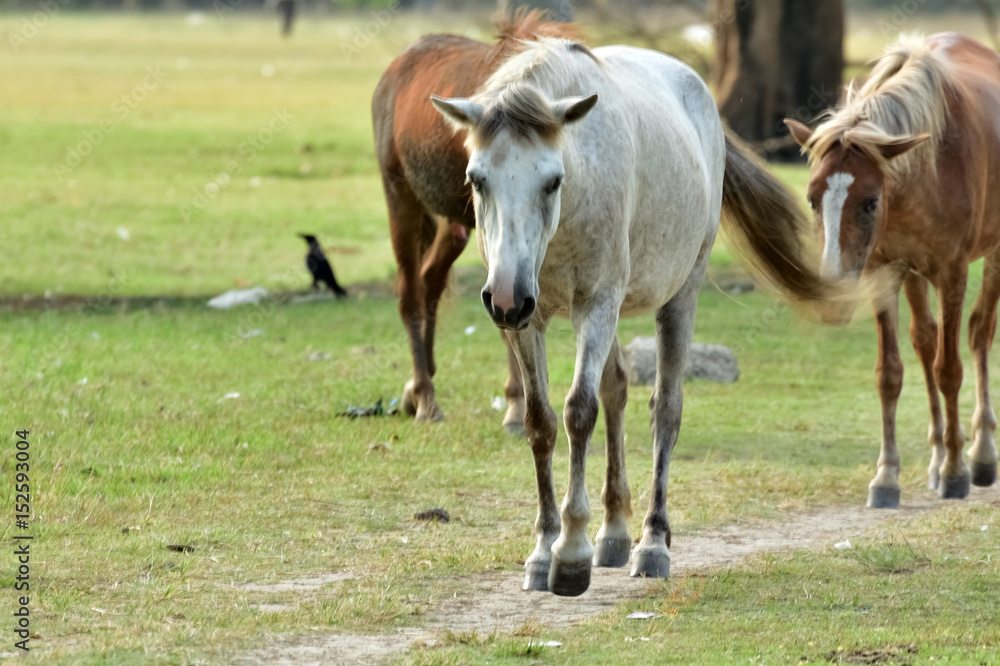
(712, 0, 844, 160)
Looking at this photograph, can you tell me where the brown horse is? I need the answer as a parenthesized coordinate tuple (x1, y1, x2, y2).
(786, 33, 1000, 507)
(372, 12, 577, 426)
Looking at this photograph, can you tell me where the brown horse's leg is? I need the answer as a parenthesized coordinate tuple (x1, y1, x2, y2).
(386, 181, 441, 423)
(593, 338, 632, 568)
(419, 219, 469, 379)
(632, 266, 702, 578)
(967, 253, 1000, 487)
(935, 268, 972, 498)
(505, 325, 560, 592)
(868, 287, 904, 508)
(502, 337, 526, 435)
(904, 274, 947, 490)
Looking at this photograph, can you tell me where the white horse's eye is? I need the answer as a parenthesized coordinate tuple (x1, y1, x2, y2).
(544, 176, 562, 195)
(467, 173, 485, 192)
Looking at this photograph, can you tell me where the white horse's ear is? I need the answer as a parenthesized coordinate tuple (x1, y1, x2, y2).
(430, 95, 483, 130)
(553, 93, 598, 125)
(877, 134, 929, 161)
(784, 119, 814, 148)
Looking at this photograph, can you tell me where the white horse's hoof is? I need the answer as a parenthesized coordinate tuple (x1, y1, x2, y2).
(866, 486, 901, 509)
(593, 536, 631, 568)
(972, 461, 997, 487)
(523, 562, 550, 592)
(630, 546, 670, 579)
(939, 474, 971, 499)
(548, 558, 591, 597)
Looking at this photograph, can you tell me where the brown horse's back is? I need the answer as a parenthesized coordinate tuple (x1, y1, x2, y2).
(373, 34, 490, 225)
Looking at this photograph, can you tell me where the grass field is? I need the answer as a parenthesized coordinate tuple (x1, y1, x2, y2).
(0, 10, 998, 666)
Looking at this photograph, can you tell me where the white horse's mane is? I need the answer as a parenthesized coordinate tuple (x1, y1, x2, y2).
(467, 38, 602, 147)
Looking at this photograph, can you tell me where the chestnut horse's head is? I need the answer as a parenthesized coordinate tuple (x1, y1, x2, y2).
(784, 119, 927, 323)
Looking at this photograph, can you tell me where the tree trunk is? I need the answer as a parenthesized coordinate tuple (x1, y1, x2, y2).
(713, 0, 844, 161)
(499, 0, 572, 22)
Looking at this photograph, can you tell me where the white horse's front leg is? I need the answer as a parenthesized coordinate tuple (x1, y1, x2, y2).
(505, 325, 560, 591)
(549, 301, 620, 597)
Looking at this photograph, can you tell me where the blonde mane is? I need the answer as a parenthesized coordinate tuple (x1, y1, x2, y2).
(805, 34, 950, 182)
(469, 38, 602, 147)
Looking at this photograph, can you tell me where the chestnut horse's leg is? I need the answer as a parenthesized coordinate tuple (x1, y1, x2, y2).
(419, 219, 469, 377)
(935, 267, 972, 499)
(593, 338, 632, 568)
(903, 274, 947, 491)
(386, 180, 442, 423)
(506, 324, 560, 592)
(868, 286, 904, 508)
(632, 268, 701, 578)
(502, 339, 526, 435)
(967, 252, 1000, 487)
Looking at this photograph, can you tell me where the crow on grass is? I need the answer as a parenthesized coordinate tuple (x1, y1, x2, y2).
(299, 233, 347, 298)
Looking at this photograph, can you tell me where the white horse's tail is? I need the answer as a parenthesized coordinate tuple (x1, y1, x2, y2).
(720, 127, 830, 302)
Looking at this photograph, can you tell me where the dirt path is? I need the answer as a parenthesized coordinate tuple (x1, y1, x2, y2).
(235, 485, 999, 666)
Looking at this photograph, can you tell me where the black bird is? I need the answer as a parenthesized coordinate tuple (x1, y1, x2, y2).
(299, 234, 347, 298)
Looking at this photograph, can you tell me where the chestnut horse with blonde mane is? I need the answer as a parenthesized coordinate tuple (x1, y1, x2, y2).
(786, 33, 1000, 507)
(372, 12, 577, 427)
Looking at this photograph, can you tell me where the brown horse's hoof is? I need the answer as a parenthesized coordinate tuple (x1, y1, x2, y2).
(503, 420, 526, 437)
(939, 474, 971, 499)
(401, 380, 418, 417)
(866, 486, 901, 509)
(548, 558, 591, 597)
(972, 461, 997, 487)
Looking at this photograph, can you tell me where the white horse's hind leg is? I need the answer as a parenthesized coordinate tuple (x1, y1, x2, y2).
(632, 271, 701, 579)
(506, 326, 561, 591)
(549, 301, 620, 596)
(593, 339, 632, 568)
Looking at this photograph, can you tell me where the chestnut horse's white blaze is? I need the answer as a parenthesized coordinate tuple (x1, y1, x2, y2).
(820, 172, 854, 278)
(787, 33, 1000, 508)
(434, 39, 826, 596)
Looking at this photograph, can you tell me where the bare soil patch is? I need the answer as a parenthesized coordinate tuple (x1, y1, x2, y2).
(235, 485, 999, 665)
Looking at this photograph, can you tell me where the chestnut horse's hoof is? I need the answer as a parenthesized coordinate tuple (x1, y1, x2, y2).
(401, 380, 418, 417)
(548, 558, 591, 597)
(972, 461, 997, 487)
(939, 474, 971, 499)
(927, 468, 940, 490)
(866, 486, 901, 509)
(503, 420, 526, 437)
(630, 546, 670, 579)
(593, 536, 631, 568)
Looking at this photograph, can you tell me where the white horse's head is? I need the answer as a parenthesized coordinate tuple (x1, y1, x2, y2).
(431, 86, 598, 329)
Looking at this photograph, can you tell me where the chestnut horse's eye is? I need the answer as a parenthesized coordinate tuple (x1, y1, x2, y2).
(861, 197, 879, 216)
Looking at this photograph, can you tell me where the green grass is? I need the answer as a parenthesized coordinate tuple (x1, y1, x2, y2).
(0, 10, 998, 666)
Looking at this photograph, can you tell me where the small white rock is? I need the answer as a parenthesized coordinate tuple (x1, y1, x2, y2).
(626, 611, 659, 619)
(491, 396, 505, 411)
(834, 540, 852, 550)
(116, 227, 130, 240)
(465, 325, 476, 335)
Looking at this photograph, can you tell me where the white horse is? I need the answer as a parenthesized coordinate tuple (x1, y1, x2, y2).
(432, 39, 825, 596)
